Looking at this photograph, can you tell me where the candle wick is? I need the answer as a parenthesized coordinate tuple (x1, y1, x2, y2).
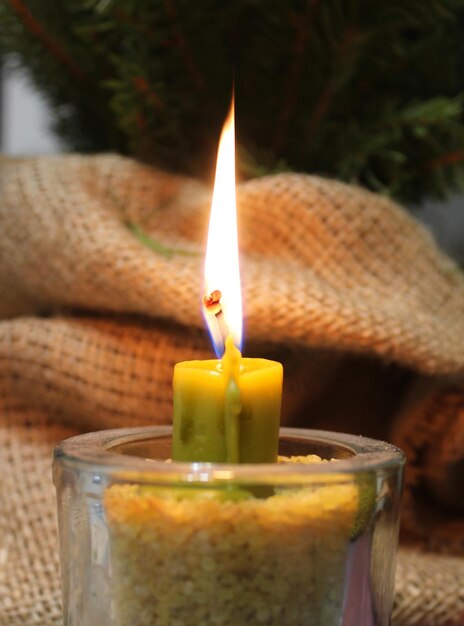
(203, 289, 222, 316)
(203, 290, 229, 345)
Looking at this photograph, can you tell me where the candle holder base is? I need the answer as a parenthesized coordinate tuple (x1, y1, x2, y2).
(54, 427, 404, 626)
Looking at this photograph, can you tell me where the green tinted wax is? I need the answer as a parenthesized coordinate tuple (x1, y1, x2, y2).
(172, 337, 283, 463)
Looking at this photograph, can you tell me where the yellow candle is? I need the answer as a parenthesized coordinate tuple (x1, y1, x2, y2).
(172, 336, 283, 463)
(172, 97, 283, 463)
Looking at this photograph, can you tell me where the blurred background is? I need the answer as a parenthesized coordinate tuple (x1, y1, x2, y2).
(1, 1, 464, 262)
(2, 61, 463, 263)
(1, 61, 61, 155)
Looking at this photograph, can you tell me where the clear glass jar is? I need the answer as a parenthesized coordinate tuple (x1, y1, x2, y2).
(53, 427, 405, 626)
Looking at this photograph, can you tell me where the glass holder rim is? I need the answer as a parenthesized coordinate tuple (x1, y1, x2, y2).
(54, 426, 405, 481)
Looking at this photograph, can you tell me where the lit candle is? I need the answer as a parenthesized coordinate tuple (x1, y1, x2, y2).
(171, 99, 283, 463)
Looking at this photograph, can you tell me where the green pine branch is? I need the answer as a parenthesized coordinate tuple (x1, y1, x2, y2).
(1, 0, 464, 203)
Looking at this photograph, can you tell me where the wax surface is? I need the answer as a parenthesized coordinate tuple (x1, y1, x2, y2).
(172, 340, 283, 463)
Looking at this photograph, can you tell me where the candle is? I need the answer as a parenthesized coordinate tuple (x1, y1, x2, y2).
(172, 336, 283, 462)
(53, 99, 405, 626)
(172, 99, 283, 463)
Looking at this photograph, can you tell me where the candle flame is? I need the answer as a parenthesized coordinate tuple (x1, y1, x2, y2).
(204, 97, 242, 357)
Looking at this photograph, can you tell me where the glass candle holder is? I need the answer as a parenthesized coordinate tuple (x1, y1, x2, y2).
(53, 427, 404, 626)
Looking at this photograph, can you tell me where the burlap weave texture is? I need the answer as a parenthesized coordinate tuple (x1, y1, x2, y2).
(1, 154, 463, 626)
(2, 154, 464, 372)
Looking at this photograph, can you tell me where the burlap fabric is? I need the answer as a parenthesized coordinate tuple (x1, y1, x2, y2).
(1, 154, 463, 626)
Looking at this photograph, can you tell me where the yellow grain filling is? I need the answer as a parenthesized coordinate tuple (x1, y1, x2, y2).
(105, 455, 359, 626)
